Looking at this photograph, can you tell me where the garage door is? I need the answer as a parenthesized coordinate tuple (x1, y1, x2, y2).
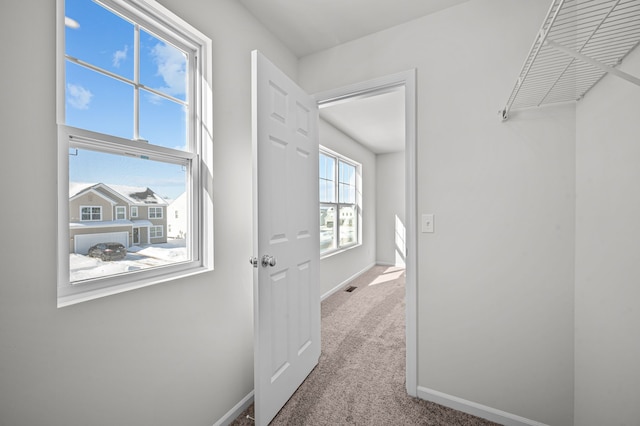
(75, 232, 129, 255)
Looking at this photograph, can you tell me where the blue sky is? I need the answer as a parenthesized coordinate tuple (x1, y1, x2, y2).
(65, 0, 188, 200)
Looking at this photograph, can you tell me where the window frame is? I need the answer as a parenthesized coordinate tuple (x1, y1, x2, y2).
(131, 206, 138, 218)
(319, 147, 361, 258)
(56, 0, 214, 307)
(150, 225, 163, 238)
(115, 206, 126, 220)
(148, 206, 163, 219)
(80, 205, 102, 221)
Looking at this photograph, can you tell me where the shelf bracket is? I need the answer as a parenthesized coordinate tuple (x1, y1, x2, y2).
(545, 39, 640, 88)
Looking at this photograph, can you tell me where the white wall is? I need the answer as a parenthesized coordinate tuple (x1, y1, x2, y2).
(319, 119, 377, 297)
(575, 46, 640, 426)
(299, 1, 576, 425)
(0, 1, 296, 425)
(376, 151, 405, 266)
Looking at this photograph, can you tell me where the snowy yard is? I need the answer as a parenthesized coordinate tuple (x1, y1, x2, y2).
(70, 239, 187, 282)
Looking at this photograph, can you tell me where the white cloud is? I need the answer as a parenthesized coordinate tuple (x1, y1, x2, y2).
(144, 91, 164, 105)
(150, 42, 186, 97)
(65, 16, 80, 29)
(67, 83, 93, 110)
(113, 45, 128, 68)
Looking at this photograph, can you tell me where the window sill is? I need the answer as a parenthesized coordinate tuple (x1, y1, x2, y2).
(320, 243, 361, 260)
(57, 263, 212, 308)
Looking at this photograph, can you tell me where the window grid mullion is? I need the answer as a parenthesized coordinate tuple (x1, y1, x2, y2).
(133, 24, 140, 141)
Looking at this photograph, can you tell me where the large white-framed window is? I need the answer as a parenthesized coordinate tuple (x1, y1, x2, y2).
(57, 0, 213, 307)
(319, 147, 360, 256)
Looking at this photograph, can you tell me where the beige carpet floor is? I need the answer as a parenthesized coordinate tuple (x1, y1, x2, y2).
(231, 265, 499, 425)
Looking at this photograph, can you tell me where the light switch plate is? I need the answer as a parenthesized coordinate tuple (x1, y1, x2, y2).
(421, 214, 434, 233)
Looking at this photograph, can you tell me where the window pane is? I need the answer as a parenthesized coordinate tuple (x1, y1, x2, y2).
(65, 0, 134, 80)
(65, 61, 133, 139)
(319, 153, 335, 203)
(319, 179, 336, 203)
(338, 161, 356, 204)
(320, 205, 337, 254)
(339, 205, 357, 246)
(140, 30, 188, 102)
(69, 148, 190, 283)
(140, 89, 187, 150)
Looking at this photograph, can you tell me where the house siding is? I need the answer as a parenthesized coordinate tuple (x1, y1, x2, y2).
(69, 187, 168, 252)
(69, 193, 114, 222)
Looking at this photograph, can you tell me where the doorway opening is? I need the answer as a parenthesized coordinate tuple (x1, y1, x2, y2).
(313, 69, 417, 396)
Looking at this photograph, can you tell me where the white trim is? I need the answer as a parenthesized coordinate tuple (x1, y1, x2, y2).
(313, 69, 418, 397)
(320, 262, 376, 301)
(115, 205, 126, 220)
(417, 387, 549, 426)
(58, 264, 210, 308)
(212, 391, 254, 426)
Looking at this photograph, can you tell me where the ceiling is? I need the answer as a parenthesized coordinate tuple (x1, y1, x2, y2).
(238, 0, 470, 58)
(239, 0, 469, 154)
(320, 88, 405, 154)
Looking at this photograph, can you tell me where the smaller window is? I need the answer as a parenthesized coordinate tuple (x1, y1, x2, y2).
(80, 206, 102, 221)
(148, 207, 163, 219)
(175, 210, 179, 219)
(150, 226, 163, 238)
(115, 206, 126, 220)
(131, 206, 138, 218)
(319, 148, 360, 256)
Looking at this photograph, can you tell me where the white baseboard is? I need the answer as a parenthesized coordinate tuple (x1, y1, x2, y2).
(320, 262, 376, 301)
(416, 386, 548, 426)
(375, 260, 395, 266)
(213, 391, 254, 426)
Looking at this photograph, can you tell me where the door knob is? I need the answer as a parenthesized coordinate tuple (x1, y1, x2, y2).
(249, 256, 258, 268)
(261, 255, 276, 267)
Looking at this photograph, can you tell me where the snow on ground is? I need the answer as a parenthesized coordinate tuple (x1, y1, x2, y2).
(70, 239, 187, 282)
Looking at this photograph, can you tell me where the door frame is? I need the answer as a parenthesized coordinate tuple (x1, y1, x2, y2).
(312, 69, 418, 396)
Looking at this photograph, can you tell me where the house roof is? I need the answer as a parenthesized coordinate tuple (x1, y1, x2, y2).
(70, 183, 169, 206)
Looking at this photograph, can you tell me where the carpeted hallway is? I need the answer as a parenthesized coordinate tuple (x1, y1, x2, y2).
(232, 265, 498, 425)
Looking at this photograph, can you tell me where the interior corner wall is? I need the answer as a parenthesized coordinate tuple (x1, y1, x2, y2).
(376, 151, 405, 266)
(574, 45, 640, 426)
(299, 1, 576, 425)
(319, 119, 377, 297)
(0, 1, 297, 425)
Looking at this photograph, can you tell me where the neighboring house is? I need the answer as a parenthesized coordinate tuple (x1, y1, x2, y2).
(166, 192, 187, 239)
(69, 183, 168, 254)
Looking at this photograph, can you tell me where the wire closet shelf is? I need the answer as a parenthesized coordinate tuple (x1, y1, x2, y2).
(501, 0, 640, 121)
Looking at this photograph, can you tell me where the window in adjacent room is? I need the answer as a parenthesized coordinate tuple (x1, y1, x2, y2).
(319, 148, 360, 256)
(57, 0, 213, 307)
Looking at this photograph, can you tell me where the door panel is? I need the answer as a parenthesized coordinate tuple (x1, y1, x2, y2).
(252, 50, 320, 426)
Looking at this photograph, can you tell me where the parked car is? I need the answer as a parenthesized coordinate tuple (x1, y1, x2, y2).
(88, 242, 127, 261)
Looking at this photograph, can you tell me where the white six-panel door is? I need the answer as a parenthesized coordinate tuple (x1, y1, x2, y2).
(251, 50, 321, 426)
